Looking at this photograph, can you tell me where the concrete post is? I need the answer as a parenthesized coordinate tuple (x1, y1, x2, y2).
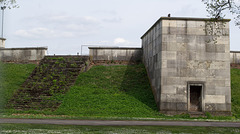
(0, 38, 6, 48)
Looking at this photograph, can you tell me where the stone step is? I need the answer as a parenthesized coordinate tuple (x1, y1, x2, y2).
(189, 112, 206, 118)
(8, 56, 89, 110)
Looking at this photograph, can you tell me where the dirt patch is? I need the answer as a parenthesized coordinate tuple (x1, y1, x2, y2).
(231, 63, 240, 69)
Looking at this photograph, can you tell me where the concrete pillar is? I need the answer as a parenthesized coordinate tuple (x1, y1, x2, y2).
(0, 38, 6, 48)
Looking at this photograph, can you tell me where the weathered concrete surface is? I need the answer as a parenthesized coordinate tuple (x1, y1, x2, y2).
(141, 17, 231, 115)
(89, 47, 142, 62)
(0, 47, 47, 63)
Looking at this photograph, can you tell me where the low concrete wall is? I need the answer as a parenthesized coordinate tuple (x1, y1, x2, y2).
(230, 51, 240, 64)
(89, 47, 142, 62)
(0, 47, 47, 63)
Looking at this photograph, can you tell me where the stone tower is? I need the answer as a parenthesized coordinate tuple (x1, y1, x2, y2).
(141, 17, 231, 115)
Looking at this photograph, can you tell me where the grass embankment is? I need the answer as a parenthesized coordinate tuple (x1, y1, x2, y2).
(1, 63, 160, 118)
(55, 64, 159, 117)
(1, 124, 239, 134)
(0, 62, 36, 111)
(8, 64, 160, 118)
(1, 62, 240, 120)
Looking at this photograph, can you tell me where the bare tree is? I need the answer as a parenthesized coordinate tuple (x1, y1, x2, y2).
(0, 0, 18, 9)
(202, 0, 240, 27)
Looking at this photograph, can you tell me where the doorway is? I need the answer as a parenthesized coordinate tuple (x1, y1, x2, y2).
(189, 84, 202, 111)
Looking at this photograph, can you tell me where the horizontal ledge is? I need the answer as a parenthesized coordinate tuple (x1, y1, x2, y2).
(88, 47, 142, 49)
(160, 17, 231, 21)
(0, 47, 48, 50)
(230, 51, 240, 53)
(45, 55, 89, 57)
(141, 16, 231, 39)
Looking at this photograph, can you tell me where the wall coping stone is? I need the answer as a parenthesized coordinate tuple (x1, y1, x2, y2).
(141, 16, 231, 39)
(45, 55, 89, 58)
(0, 47, 48, 50)
(88, 47, 142, 50)
(230, 51, 240, 53)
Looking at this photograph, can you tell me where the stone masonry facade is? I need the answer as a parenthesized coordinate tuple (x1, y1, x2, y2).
(141, 17, 231, 115)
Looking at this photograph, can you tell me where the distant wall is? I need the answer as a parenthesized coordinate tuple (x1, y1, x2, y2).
(230, 51, 240, 64)
(0, 47, 47, 63)
(89, 47, 142, 62)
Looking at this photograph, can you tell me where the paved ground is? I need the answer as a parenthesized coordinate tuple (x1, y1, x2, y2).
(0, 118, 240, 127)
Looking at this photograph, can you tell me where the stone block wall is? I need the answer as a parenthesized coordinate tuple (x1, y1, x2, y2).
(0, 47, 47, 63)
(89, 47, 142, 62)
(142, 20, 162, 108)
(141, 17, 231, 115)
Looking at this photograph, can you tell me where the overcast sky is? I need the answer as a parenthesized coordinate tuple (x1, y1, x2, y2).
(2, 0, 240, 55)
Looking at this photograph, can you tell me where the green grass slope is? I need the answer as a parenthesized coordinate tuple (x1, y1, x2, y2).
(231, 69, 240, 118)
(55, 64, 160, 117)
(0, 62, 36, 110)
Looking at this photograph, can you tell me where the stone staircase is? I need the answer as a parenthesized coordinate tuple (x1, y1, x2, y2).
(189, 111, 206, 118)
(8, 56, 89, 110)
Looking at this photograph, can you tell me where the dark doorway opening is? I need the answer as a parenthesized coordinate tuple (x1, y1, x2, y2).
(190, 85, 202, 111)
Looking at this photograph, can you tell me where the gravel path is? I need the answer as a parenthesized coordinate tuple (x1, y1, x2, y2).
(1, 118, 240, 127)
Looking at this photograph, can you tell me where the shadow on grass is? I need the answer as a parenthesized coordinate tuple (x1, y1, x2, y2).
(119, 59, 158, 112)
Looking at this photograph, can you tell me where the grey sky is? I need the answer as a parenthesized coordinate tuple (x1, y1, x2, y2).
(2, 0, 240, 54)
